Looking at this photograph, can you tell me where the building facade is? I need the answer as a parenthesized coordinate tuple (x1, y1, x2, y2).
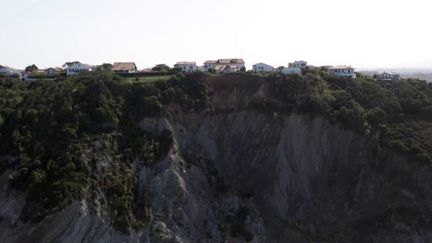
(0, 65, 14, 76)
(328, 66, 356, 78)
(252, 63, 275, 73)
(174, 62, 197, 73)
(204, 60, 218, 71)
(46, 68, 62, 76)
(19, 71, 30, 81)
(204, 59, 245, 73)
(66, 63, 93, 76)
(376, 72, 400, 81)
(289, 60, 308, 69)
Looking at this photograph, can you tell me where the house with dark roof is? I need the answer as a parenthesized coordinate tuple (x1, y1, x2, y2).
(375, 72, 400, 81)
(112, 62, 137, 73)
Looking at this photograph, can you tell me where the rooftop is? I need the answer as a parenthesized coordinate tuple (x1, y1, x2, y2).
(328, 65, 354, 70)
(176, 62, 196, 65)
(218, 59, 245, 64)
(112, 62, 137, 71)
(204, 60, 218, 64)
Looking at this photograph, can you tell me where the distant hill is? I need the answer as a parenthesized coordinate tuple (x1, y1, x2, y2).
(400, 72, 432, 82)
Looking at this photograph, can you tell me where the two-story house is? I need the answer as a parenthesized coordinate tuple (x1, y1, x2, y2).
(328, 65, 356, 78)
(204, 59, 245, 73)
(65, 62, 93, 76)
(252, 63, 275, 73)
(174, 62, 197, 73)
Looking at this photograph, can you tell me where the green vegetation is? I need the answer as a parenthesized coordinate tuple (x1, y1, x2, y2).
(127, 75, 172, 84)
(0, 72, 211, 233)
(266, 70, 432, 164)
(0, 69, 431, 234)
(96, 63, 113, 71)
(151, 64, 170, 73)
(25, 64, 39, 72)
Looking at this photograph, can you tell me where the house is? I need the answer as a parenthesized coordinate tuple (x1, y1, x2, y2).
(328, 65, 356, 78)
(214, 64, 240, 73)
(217, 59, 245, 73)
(66, 62, 93, 76)
(19, 71, 31, 81)
(204, 60, 218, 71)
(376, 72, 400, 81)
(252, 63, 275, 73)
(46, 68, 62, 76)
(112, 62, 137, 73)
(281, 67, 302, 75)
(174, 62, 197, 73)
(0, 65, 14, 76)
(214, 65, 227, 73)
(289, 60, 308, 69)
(196, 66, 206, 72)
(204, 59, 245, 73)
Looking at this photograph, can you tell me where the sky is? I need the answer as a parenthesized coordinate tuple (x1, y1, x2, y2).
(1, 0, 432, 70)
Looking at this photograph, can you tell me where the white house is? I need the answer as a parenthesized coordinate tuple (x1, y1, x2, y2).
(0, 65, 14, 76)
(328, 66, 356, 78)
(174, 62, 197, 73)
(19, 71, 31, 81)
(376, 72, 400, 81)
(203, 60, 218, 71)
(66, 63, 93, 76)
(204, 59, 245, 73)
(252, 63, 275, 73)
(281, 67, 302, 75)
(289, 60, 308, 69)
(225, 64, 242, 73)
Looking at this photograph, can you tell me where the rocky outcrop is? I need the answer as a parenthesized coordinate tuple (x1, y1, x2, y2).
(1, 110, 432, 242)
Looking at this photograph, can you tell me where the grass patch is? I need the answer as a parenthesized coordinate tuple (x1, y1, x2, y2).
(127, 75, 172, 84)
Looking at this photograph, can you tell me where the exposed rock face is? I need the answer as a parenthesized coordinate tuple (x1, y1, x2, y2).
(1, 110, 432, 242)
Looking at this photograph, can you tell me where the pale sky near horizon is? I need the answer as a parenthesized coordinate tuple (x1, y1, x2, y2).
(1, 0, 432, 70)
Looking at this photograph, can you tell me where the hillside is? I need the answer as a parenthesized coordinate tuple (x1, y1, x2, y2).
(1, 71, 432, 242)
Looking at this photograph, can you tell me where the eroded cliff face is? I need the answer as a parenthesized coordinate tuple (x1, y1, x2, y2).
(167, 111, 432, 242)
(1, 108, 432, 243)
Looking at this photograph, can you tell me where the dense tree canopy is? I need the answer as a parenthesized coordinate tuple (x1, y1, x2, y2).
(151, 64, 170, 72)
(25, 64, 38, 72)
(0, 72, 211, 232)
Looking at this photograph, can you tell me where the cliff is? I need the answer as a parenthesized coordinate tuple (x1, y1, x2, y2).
(0, 72, 432, 242)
